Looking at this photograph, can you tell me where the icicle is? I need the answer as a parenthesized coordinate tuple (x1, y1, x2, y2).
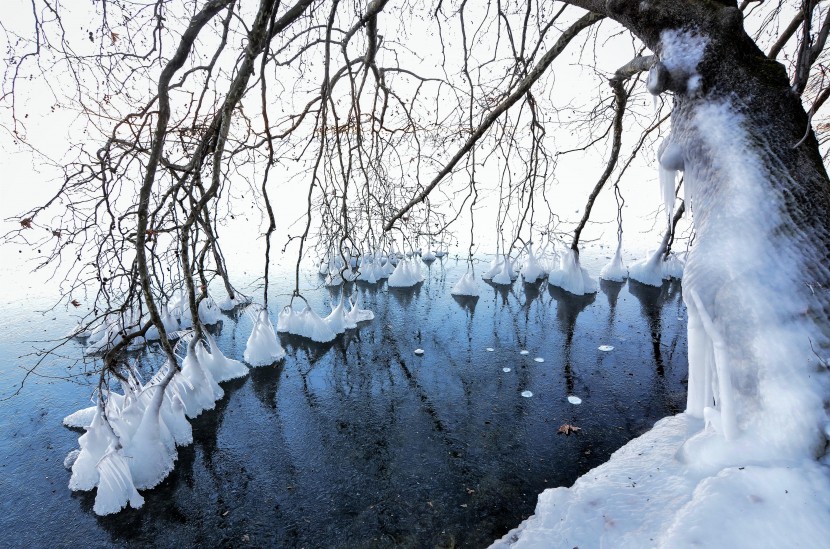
(93, 444, 144, 515)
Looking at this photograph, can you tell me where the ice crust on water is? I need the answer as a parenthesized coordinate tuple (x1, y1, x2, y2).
(521, 391, 533, 398)
(533, 357, 544, 363)
(414, 348, 424, 355)
(245, 309, 287, 365)
(567, 396, 582, 405)
(494, 71, 830, 547)
(519, 350, 529, 355)
(451, 270, 481, 297)
(503, 368, 511, 372)
(598, 345, 614, 352)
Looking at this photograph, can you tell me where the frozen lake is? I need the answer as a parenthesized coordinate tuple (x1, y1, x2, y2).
(0, 256, 687, 547)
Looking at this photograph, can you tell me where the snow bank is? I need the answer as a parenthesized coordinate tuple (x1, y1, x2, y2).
(492, 415, 830, 548)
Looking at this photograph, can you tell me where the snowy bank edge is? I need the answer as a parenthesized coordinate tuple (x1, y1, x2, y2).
(490, 413, 830, 548)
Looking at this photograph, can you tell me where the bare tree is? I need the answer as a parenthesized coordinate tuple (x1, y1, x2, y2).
(2, 0, 830, 520)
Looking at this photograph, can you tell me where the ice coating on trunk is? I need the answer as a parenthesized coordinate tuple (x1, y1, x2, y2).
(244, 309, 287, 365)
(492, 29, 830, 545)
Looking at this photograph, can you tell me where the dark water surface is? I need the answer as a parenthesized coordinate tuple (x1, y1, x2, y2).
(0, 258, 687, 548)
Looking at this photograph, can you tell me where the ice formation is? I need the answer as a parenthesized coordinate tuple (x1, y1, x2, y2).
(245, 309, 287, 365)
(217, 293, 251, 311)
(521, 391, 533, 398)
(494, 29, 830, 548)
(125, 384, 176, 490)
(567, 396, 582, 405)
(63, 405, 97, 429)
(68, 316, 254, 515)
(69, 406, 118, 491)
(345, 295, 375, 325)
(93, 445, 145, 515)
(387, 257, 424, 287)
(421, 250, 436, 262)
(598, 345, 614, 352)
(198, 297, 222, 325)
(196, 332, 249, 382)
(492, 255, 515, 286)
(277, 304, 337, 342)
(503, 367, 511, 372)
(533, 357, 544, 363)
(599, 243, 628, 282)
(451, 270, 481, 297)
(414, 348, 424, 355)
(547, 249, 597, 295)
(520, 247, 545, 283)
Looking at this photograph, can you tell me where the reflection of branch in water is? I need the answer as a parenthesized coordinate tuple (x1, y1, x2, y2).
(549, 286, 596, 395)
(627, 279, 674, 377)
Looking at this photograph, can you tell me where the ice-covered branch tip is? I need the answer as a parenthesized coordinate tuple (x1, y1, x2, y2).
(381, 12, 605, 232)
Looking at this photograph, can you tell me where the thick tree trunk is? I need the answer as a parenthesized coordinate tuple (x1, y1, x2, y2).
(588, 0, 830, 457)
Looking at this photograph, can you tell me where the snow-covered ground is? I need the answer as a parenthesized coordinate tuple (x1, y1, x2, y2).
(493, 414, 830, 548)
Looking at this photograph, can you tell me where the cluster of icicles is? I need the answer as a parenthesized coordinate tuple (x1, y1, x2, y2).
(318, 249, 446, 289)
(451, 244, 684, 298)
(64, 293, 375, 515)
